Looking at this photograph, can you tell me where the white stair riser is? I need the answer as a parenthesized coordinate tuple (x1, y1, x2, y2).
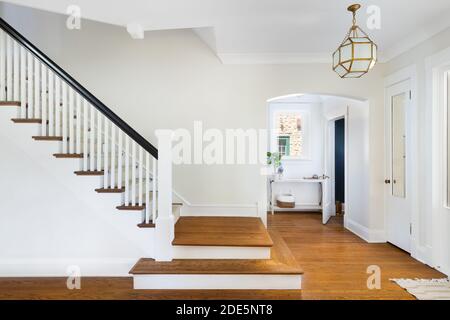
(173, 245, 271, 259)
(133, 274, 301, 289)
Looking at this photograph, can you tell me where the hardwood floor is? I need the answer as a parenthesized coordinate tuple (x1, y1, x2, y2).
(0, 213, 445, 300)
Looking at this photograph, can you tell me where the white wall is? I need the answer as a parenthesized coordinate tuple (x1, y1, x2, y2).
(0, 3, 386, 230)
(0, 108, 153, 276)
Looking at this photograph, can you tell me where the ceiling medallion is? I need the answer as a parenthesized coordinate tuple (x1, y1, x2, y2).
(333, 4, 377, 78)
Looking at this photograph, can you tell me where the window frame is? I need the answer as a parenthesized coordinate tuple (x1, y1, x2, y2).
(269, 107, 311, 161)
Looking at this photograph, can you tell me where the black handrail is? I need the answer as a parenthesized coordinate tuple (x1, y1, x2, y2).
(0, 17, 158, 159)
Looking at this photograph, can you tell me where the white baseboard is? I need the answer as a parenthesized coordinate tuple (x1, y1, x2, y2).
(0, 258, 137, 277)
(133, 274, 302, 289)
(181, 204, 258, 217)
(173, 246, 271, 259)
(345, 218, 386, 243)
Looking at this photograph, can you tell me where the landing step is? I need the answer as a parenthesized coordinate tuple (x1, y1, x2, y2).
(130, 258, 303, 275)
(173, 217, 273, 247)
(0, 101, 21, 106)
(130, 258, 302, 290)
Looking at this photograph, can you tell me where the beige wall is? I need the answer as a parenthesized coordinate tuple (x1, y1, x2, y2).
(0, 3, 386, 230)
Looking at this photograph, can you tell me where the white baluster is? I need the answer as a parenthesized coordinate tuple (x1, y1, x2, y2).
(61, 82, 68, 153)
(41, 64, 47, 135)
(27, 52, 33, 118)
(125, 136, 130, 205)
(89, 105, 95, 171)
(33, 57, 40, 119)
(13, 41, 19, 101)
(19, 47, 26, 118)
(83, 100, 88, 170)
(138, 147, 143, 206)
(6, 35, 12, 101)
(68, 88, 74, 153)
(145, 153, 150, 223)
(96, 110, 102, 171)
(48, 71, 54, 136)
(118, 130, 123, 190)
(131, 142, 137, 205)
(103, 118, 109, 189)
(76, 94, 81, 154)
(110, 124, 116, 188)
(55, 77, 61, 136)
(152, 157, 157, 220)
(0, 30, 5, 101)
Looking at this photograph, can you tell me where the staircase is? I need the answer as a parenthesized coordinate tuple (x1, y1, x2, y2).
(0, 17, 302, 289)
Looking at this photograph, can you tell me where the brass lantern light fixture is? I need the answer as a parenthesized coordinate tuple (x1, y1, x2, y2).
(333, 4, 377, 78)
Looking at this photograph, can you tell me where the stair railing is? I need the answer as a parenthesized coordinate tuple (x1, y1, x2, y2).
(0, 17, 174, 260)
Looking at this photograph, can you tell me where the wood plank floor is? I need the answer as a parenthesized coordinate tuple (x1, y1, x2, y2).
(0, 213, 445, 300)
(172, 216, 273, 247)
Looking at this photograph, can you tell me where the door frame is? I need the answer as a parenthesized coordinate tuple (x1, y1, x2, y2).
(324, 111, 349, 226)
(426, 48, 450, 275)
(383, 65, 419, 258)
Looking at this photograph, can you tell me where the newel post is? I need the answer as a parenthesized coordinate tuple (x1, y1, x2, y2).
(154, 129, 174, 261)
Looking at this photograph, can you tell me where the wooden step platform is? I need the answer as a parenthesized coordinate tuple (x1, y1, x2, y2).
(173, 217, 273, 247)
(130, 229, 302, 290)
(130, 258, 302, 275)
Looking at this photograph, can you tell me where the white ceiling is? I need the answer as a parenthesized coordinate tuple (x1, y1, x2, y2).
(3, 0, 450, 63)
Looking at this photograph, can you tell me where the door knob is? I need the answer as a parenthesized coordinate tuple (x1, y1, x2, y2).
(385, 179, 391, 184)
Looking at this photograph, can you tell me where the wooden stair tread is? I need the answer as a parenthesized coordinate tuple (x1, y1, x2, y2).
(95, 187, 125, 193)
(11, 118, 42, 123)
(75, 170, 104, 176)
(137, 222, 155, 228)
(117, 205, 146, 211)
(129, 258, 303, 275)
(54, 153, 84, 158)
(0, 101, 21, 106)
(32, 136, 63, 141)
(172, 217, 273, 247)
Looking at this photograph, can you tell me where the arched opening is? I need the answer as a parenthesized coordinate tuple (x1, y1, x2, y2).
(266, 93, 370, 236)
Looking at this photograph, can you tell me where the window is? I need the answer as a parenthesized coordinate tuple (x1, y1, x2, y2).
(277, 136, 291, 156)
(271, 110, 309, 159)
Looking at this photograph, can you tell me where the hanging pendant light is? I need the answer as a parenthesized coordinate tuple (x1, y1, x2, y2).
(333, 4, 377, 78)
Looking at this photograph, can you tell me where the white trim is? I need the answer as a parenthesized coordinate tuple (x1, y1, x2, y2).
(344, 218, 386, 243)
(133, 274, 302, 290)
(180, 203, 258, 217)
(0, 258, 137, 277)
(383, 65, 419, 258)
(425, 46, 450, 275)
(173, 246, 271, 260)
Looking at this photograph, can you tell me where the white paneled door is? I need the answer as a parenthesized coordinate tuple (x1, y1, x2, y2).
(385, 79, 412, 252)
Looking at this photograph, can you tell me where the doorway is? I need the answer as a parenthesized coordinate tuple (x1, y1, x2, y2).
(334, 118, 346, 217)
(385, 79, 412, 253)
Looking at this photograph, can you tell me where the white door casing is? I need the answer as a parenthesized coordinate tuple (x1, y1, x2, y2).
(385, 79, 412, 253)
